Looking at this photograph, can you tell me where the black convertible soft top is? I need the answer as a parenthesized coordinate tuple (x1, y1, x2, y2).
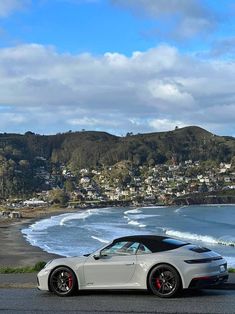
(113, 235, 188, 253)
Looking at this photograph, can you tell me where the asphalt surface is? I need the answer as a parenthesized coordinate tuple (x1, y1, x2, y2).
(0, 273, 235, 314)
(0, 287, 235, 314)
(1, 273, 235, 289)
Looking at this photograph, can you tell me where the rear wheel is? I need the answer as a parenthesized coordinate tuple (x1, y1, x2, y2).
(148, 264, 181, 298)
(49, 267, 77, 296)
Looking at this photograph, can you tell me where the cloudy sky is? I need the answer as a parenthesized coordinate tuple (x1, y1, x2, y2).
(0, 0, 235, 136)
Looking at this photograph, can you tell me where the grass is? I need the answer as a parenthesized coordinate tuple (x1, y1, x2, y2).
(0, 261, 46, 274)
(228, 268, 235, 273)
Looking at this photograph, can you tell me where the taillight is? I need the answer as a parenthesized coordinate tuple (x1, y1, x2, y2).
(184, 256, 223, 264)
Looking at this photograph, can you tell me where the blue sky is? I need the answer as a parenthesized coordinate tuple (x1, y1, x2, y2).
(0, 0, 235, 136)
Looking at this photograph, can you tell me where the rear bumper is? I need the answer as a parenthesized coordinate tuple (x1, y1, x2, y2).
(189, 274, 229, 289)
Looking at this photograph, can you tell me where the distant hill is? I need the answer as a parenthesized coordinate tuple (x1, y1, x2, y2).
(0, 126, 234, 169)
(0, 126, 234, 199)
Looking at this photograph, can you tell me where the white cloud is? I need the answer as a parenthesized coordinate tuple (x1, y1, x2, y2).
(148, 80, 195, 107)
(112, 0, 207, 18)
(0, 0, 30, 17)
(67, 117, 119, 127)
(209, 37, 235, 57)
(175, 16, 215, 39)
(148, 119, 186, 132)
(111, 0, 217, 39)
(0, 112, 26, 133)
(0, 43, 235, 135)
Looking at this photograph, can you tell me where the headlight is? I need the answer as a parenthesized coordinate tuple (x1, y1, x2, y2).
(220, 264, 227, 272)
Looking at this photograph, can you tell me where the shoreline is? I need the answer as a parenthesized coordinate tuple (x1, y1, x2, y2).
(1, 204, 235, 267)
(0, 204, 151, 267)
(0, 208, 73, 267)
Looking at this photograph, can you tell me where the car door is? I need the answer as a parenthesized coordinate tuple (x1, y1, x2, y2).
(83, 241, 139, 288)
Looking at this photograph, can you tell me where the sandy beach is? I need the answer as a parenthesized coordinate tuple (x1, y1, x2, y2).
(0, 207, 72, 267)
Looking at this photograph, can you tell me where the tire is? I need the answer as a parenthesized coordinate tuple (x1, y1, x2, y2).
(148, 264, 181, 298)
(49, 267, 77, 297)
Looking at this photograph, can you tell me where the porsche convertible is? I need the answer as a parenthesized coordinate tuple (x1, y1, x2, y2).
(37, 235, 228, 298)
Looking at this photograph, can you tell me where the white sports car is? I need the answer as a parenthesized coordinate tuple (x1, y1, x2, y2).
(37, 235, 229, 298)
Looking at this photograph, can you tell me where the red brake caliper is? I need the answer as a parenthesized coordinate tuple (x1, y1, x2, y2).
(156, 278, 161, 289)
(68, 273, 73, 289)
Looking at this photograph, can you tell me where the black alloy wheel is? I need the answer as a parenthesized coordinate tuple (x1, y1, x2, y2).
(49, 267, 77, 296)
(148, 264, 181, 298)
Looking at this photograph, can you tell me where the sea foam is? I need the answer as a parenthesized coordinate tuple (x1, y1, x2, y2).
(124, 208, 142, 214)
(128, 220, 146, 228)
(165, 229, 217, 244)
(91, 236, 110, 244)
(60, 210, 93, 226)
(165, 229, 235, 247)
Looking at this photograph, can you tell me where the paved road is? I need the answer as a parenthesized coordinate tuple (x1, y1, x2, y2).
(0, 288, 235, 314)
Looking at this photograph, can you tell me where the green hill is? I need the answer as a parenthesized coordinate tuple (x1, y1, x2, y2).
(0, 126, 234, 198)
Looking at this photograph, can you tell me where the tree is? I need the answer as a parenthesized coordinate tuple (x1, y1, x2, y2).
(19, 160, 30, 168)
(231, 156, 235, 169)
(147, 158, 155, 167)
(25, 131, 35, 136)
(48, 189, 69, 205)
(199, 182, 208, 193)
(64, 180, 74, 192)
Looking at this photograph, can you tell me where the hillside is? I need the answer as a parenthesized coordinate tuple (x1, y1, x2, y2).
(0, 126, 234, 167)
(0, 126, 234, 199)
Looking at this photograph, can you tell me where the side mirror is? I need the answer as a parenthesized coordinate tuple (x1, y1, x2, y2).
(93, 253, 100, 260)
(93, 251, 108, 260)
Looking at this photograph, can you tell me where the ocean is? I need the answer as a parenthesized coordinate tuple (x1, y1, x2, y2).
(22, 205, 235, 267)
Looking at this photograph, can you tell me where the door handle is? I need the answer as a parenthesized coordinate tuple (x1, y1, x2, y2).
(125, 263, 135, 266)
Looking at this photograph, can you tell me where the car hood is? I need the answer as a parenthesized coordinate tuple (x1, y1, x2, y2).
(47, 256, 88, 269)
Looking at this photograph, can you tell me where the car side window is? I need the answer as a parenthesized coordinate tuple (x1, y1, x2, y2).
(137, 243, 152, 255)
(101, 241, 139, 256)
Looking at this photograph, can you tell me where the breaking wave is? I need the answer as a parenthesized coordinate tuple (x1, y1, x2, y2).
(60, 210, 93, 226)
(91, 236, 109, 244)
(174, 206, 186, 213)
(124, 208, 142, 214)
(128, 220, 146, 228)
(165, 229, 235, 247)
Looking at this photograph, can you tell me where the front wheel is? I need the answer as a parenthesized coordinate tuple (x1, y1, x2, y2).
(148, 264, 181, 298)
(49, 267, 77, 296)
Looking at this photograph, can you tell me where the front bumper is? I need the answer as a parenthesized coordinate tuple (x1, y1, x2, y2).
(189, 274, 229, 289)
(37, 268, 51, 291)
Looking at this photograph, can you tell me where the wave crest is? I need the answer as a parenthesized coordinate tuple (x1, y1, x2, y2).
(128, 220, 146, 228)
(165, 229, 235, 247)
(124, 208, 142, 214)
(60, 210, 93, 226)
(91, 236, 109, 244)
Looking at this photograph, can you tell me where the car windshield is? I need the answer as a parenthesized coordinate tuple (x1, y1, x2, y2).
(102, 241, 140, 256)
